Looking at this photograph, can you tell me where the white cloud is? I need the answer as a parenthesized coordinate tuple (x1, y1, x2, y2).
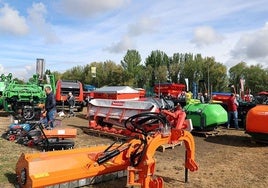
(231, 23, 268, 60)
(191, 26, 224, 47)
(128, 17, 159, 37)
(27, 2, 60, 44)
(104, 35, 134, 53)
(59, 0, 128, 17)
(0, 4, 29, 35)
(104, 16, 160, 54)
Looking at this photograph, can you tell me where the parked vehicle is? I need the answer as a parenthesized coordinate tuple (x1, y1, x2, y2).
(16, 112, 198, 188)
(55, 80, 84, 111)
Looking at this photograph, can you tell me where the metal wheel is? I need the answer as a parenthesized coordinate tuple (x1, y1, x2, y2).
(23, 107, 35, 120)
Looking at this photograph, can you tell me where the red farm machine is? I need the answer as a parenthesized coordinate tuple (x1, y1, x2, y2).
(16, 111, 198, 188)
(154, 82, 186, 98)
(55, 79, 84, 112)
(154, 82, 186, 106)
(85, 86, 191, 140)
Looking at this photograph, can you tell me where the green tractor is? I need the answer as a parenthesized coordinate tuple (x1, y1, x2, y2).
(1, 73, 49, 120)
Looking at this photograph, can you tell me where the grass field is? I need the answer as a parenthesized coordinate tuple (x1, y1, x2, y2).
(0, 114, 35, 187)
(0, 137, 34, 187)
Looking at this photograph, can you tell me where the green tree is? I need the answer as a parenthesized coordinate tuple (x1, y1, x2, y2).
(61, 65, 84, 81)
(51, 71, 62, 82)
(228, 62, 247, 93)
(205, 59, 228, 92)
(169, 53, 194, 83)
(171, 54, 228, 94)
(121, 49, 142, 87)
(178, 53, 199, 91)
(244, 64, 268, 95)
(87, 62, 103, 87)
(145, 50, 169, 87)
(97, 60, 124, 86)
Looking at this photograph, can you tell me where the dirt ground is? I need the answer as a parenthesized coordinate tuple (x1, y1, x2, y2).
(1, 108, 268, 188)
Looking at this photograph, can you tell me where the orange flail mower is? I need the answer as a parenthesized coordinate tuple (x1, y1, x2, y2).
(16, 112, 198, 188)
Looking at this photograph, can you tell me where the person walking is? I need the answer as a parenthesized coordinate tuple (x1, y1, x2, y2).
(67, 92, 76, 117)
(44, 86, 56, 129)
(227, 93, 239, 129)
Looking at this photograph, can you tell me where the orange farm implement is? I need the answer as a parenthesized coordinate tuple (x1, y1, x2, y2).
(246, 105, 268, 143)
(16, 112, 198, 188)
(3, 121, 77, 150)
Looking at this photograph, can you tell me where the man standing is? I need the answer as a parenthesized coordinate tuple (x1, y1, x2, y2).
(67, 92, 76, 117)
(44, 86, 56, 129)
(227, 93, 239, 129)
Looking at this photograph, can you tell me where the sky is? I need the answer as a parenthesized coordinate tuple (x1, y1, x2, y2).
(0, 0, 268, 80)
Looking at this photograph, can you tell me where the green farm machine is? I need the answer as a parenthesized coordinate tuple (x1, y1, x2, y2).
(0, 59, 55, 120)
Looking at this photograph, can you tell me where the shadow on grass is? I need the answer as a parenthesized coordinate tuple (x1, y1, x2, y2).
(75, 113, 88, 120)
(5, 172, 17, 186)
(161, 175, 190, 185)
(204, 134, 268, 147)
(67, 124, 87, 131)
(0, 111, 11, 117)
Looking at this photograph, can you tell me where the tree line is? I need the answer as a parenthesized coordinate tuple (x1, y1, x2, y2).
(48, 50, 268, 95)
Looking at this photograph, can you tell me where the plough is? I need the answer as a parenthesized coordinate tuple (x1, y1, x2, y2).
(16, 112, 198, 188)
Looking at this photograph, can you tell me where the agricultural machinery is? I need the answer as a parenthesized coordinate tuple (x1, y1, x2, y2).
(212, 92, 256, 128)
(246, 105, 268, 143)
(179, 92, 228, 132)
(0, 59, 57, 121)
(184, 103, 228, 131)
(0, 73, 48, 120)
(153, 82, 186, 106)
(55, 79, 84, 112)
(16, 112, 198, 188)
(86, 97, 190, 139)
(3, 120, 77, 151)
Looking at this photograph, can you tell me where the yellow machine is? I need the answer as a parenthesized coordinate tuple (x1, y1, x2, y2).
(16, 112, 198, 188)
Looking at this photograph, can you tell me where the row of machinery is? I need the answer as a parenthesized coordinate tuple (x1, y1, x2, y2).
(16, 112, 198, 188)
(0, 59, 86, 120)
(3, 120, 76, 151)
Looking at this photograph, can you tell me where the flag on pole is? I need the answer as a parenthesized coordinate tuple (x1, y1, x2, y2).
(240, 79, 245, 92)
(91, 66, 96, 77)
(185, 78, 189, 91)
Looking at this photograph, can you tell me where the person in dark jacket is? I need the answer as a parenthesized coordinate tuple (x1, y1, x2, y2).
(44, 86, 56, 129)
(67, 92, 76, 117)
